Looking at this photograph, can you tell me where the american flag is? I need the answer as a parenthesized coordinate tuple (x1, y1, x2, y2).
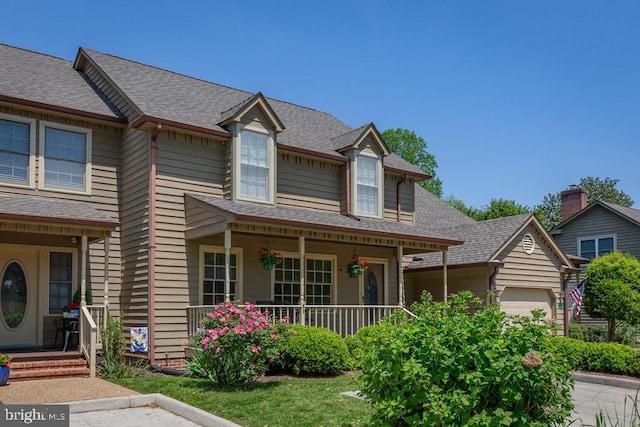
(570, 281, 585, 319)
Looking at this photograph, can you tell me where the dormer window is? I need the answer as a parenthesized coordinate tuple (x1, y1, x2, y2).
(234, 126, 275, 203)
(355, 154, 382, 217)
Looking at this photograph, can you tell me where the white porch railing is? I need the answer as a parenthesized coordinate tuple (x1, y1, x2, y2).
(186, 304, 406, 338)
(80, 305, 106, 378)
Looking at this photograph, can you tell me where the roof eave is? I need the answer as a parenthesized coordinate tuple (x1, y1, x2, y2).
(0, 212, 119, 229)
(0, 95, 127, 125)
(130, 115, 231, 138)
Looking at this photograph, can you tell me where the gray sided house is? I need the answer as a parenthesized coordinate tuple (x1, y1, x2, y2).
(0, 43, 463, 372)
(405, 187, 577, 334)
(551, 186, 640, 323)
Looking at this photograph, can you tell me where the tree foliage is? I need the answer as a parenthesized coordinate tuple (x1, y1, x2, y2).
(445, 197, 531, 221)
(584, 251, 640, 342)
(535, 177, 633, 229)
(381, 128, 442, 197)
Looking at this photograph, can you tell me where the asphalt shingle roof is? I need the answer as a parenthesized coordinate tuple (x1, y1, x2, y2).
(0, 194, 117, 226)
(414, 186, 476, 231)
(0, 44, 123, 119)
(408, 213, 533, 269)
(79, 48, 425, 176)
(187, 193, 462, 245)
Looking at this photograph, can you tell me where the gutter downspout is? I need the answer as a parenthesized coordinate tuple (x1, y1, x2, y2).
(396, 174, 408, 222)
(487, 260, 503, 306)
(149, 123, 162, 364)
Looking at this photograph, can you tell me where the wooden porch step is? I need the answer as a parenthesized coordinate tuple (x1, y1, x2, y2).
(8, 352, 89, 381)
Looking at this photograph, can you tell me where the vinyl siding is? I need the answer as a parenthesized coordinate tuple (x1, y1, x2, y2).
(495, 224, 564, 332)
(405, 267, 490, 305)
(0, 105, 123, 313)
(384, 175, 415, 225)
(153, 133, 227, 358)
(277, 153, 342, 212)
(553, 205, 640, 326)
(119, 126, 149, 329)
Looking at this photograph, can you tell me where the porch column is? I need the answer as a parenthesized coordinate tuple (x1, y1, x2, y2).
(81, 235, 88, 306)
(104, 236, 110, 310)
(397, 246, 404, 307)
(299, 236, 306, 325)
(224, 229, 231, 303)
(442, 249, 448, 302)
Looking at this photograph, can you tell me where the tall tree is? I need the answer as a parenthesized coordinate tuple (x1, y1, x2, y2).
(381, 128, 442, 197)
(535, 177, 634, 229)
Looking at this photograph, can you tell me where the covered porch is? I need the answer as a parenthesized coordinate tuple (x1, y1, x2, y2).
(0, 195, 117, 377)
(184, 193, 461, 337)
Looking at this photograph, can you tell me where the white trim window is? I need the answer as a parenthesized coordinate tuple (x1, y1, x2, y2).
(578, 235, 615, 260)
(239, 129, 272, 202)
(0, 114, 36, 187)
(200, 246, 242, 304)
(48, 251, 73, 314)
(273, 255, 334, 305)
(355, 154, 381, 217)
(39, 122, 91, 193)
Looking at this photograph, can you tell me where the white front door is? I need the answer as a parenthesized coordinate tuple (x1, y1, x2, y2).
(0, 247, 39, 348)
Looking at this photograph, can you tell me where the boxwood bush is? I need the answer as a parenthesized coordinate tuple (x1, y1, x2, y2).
(549, 336, 640, 376)
(277, 324, 350, 375)
(569, 322, 638, 345)
(360, 291, 574, 426)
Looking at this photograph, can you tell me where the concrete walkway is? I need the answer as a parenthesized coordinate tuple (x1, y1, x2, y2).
(570, 373, 640, 426)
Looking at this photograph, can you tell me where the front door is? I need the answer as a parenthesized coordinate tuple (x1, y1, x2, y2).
(363, 262, 385, 305)
(0, 247, 39, 348)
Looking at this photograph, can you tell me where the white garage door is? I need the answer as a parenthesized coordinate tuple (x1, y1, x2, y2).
(500, 288, 554, 319)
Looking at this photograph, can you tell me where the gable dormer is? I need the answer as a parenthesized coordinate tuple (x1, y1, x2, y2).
(332, 123, 390, 219)
(218, 93, 284, 204)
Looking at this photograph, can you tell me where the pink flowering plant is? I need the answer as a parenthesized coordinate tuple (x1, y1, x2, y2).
(186, 302, 290, 387)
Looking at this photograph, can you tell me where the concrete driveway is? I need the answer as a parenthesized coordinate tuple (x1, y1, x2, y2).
(570, 373, 640, 426)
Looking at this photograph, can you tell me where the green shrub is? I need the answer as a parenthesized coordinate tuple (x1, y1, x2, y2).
(99, 311, 130, 378)
(549, 336, 640, 376)
(277, 325, 350, 375)
(569, 323, 638, 345)
(360, 291, 574, 426)
(344, 324, 396, 369)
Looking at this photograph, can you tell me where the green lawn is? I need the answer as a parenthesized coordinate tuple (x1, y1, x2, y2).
(111, 373, 371, 426)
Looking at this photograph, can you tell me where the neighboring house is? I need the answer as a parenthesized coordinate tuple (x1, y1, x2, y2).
(551, 186, 640, 323)
(0, 43, 463, 371)
(405, 187, 578, 334)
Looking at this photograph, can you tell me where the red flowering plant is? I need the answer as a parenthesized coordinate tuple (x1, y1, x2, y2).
(258, 246, 282, 271)
(346, 253, 369, 278)
(63, 302, 79, 312)
(185, 302, 291, 387)
(0, 353, 10, 367)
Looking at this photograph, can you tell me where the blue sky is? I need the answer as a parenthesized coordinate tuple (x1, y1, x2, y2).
(2, 1, 638, 209)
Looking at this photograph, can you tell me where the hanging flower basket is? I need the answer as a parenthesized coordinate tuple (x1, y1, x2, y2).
(258, 246, 282, 271)
(346, 253, 368, 278)
(0, 353, 11, 386)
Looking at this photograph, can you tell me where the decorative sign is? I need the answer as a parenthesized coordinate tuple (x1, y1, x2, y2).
(557, 302, 564, 309)
(130, 327, 148, 352)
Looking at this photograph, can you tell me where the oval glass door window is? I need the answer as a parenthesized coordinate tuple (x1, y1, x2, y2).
(1, 262, 27, 330)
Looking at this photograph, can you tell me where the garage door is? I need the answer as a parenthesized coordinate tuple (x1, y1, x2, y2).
(500, 288, 554, 319)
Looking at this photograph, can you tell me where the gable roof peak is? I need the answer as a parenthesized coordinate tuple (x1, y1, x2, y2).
(217, 91, 285, 133)
(331, 122, 390, 156)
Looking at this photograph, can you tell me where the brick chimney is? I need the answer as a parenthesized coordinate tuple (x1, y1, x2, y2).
(560, 185, 587, 221)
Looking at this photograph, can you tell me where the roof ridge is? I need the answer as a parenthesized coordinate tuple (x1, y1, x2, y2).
(1, 43, 72, 64)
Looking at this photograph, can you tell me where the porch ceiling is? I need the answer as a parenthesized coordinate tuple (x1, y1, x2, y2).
(184, 193, 462, 253)
(0, 194, 118, 239)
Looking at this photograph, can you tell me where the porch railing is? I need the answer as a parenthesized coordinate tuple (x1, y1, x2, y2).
(80, 305, 106, 378)
(186, 304, 406, 338)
